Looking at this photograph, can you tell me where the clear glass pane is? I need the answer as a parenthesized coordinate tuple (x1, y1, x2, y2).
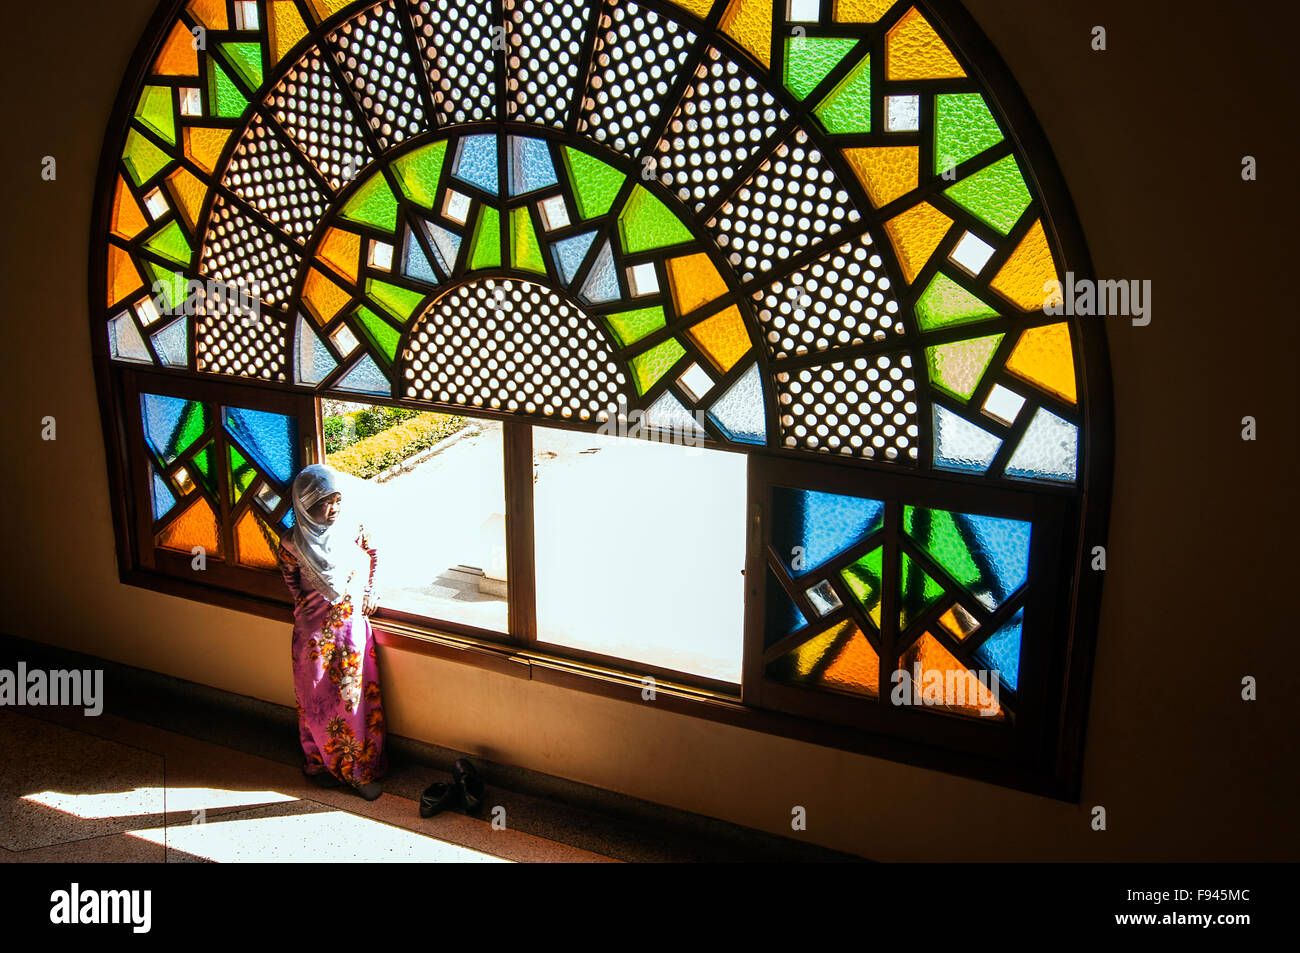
(532, 425, 747, 682)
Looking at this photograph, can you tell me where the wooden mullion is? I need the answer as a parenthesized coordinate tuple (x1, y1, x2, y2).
(502, 418, 537, 644)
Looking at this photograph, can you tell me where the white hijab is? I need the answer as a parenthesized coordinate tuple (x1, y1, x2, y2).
(288, 464, 369, 604)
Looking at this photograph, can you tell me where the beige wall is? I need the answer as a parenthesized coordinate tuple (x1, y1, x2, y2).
(1, 0, 1294, 861)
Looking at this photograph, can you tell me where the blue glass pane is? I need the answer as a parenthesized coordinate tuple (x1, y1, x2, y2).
(771, 488, 885, 578)
(404, 233, 439, 285)
(960, 512, 1031, 606)
(1004, 407, 1078, 483)
(295, 314, 336, 386)
(224, 407, 298, 486)
(765, 570, 807, 648)
(707, 362, 766, 445)
(552, 231, 596, 285)
(150, 465, 176, 521)
(141, 393, 210, 465)
(904, 506, 1030, 611)
(578, 241, 620, 305)
(452, 134, 498, 195)
(152, 317, 187, 367)
(336, 353, 391, 397)
(422, 220, 462, 273)
(975, 608, 1023, 691)
(508, 137, 558, 196)
(934, 405, 1001, 473)
(282, 508, 296, 530)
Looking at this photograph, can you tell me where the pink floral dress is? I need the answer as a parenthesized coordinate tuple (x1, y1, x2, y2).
(277, 526, 386, 786)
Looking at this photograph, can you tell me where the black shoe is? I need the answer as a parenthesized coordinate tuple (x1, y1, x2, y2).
(305, 769, 341, 789)
(351, 780, 383, 801)
(419, 780, 457, 818)
(451, 758, 485, 815)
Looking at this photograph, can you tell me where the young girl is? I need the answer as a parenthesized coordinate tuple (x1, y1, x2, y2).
(277, 464, 387, 800)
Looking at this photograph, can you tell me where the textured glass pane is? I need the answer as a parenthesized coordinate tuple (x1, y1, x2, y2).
(915, 272, 998, 331)
(404, 234, 439, 285)
(208, 61, 249, 118)
(982, 384, 1026, 426)
(317, 226, 361, 283)
(898, 552, 944, 629)
(904, 506, 1030, 611)
(975, 608, 1024, 692)
(990, 219, 1056, 311)
(111, 177, 148, 240)
(303, 268, 350, 325)
(392, 141, 448, 209)
(1005, 323, 1077, 404)
(884, 94, 919, 132)
(805, 579, 843, 617)
(142, 394, 210, 466)
(295, 314, 336, 386)
(578, 241, 620, 305)
(336, 353, 391, 396)
(355, 305, 400, 363)
(766, 569, 808, 646)
(768, 619, 880, 698)
(774, 488, 884, 579)
(883, 201, 952, 284)
(109, 312, 152, 364)
(422, 221, 463, 273)
(142, 221, 192, 267)
(666, 253, 728, 317)
(937, 603, 980, 640)
(933, 93, 1002, 173)
(234, 508, 280, 571)
(123, 130, 172, 187)
(191, 441, 219, 498)
(707, 362, 766, 445)
(813, 52, 871, 134)
(1004, 407, 1078, 482)
(217, 41, 263, 91)
(468, 207, 502, 271)
(629, 338, 686, 395)
(618, 186, 693, 254)
(843, 145, 917, 208)
(229, 445, 257, 503)
(603, 306, 666, 349)
(944, 154, 1032, 235)
(925, 334, 1003, 401)
(784, 36, 857, 100)
(510, 207, 546, 275)
(151, 318, 188, 368)
(136, 85, 176, 145)
(551, 231, 596, 285)
(885, 7, 965, 81)
(933, 404, 1001, 474)
(224, 406, 297, 485)
(644, 392, 704, 436)
(507, 137, 558, 197)
(367, 279, 425, 323)
(563, 147, 626, 219)
(452, 134, 499, 195)
(150, 465, 176, 522)
(156, 495, 223, 557)
(719, 0, 773, 67)
(898, 633, 1003, 720)
(340, 173, 399, 233)
(687, 305, 750, 373)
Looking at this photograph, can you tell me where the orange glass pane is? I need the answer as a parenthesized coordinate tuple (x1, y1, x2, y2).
(317, 227, 361, 284)
(666, 253, 728, 317)
(268, 0, 310, 65)
(843, 146, 918, 208)
(883, 201, 952, 284)
(302, 267, 351, 325)
(898, 631, 1003, 720)
(107, 245, 143, 307)
(167, 167, 208, 232)
(235, 509, 281, 570)
(187, 0, 228, 30)
(886, 7, 966, 80)
(183, 127, 231, 176)
(110, 177, 148, 241)
(1005, 322, 1077, 404)
(667, 0, 715, 16)
(157, 494, 223, 557)
(780, 619, 880, 699)
(834, 0, 895, 22)
(990, 219, 1057, 311)
(153, 20, 200, 77)
(687, 305, 750, 373)
(719, 0, 773, 68)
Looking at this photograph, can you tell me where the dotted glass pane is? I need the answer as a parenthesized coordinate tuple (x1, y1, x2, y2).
(410, 0, 496, 125)
(326, 1, 427, 150)
(223, 114, 330, 243)
(268, 51, 373, 192)
(505, 0, 590, 128)
(776, 353, 918, 460)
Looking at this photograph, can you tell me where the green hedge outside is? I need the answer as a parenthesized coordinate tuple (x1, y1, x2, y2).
(326, 412, 468, 479)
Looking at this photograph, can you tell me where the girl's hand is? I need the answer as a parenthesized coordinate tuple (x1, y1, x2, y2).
(362, 592, 378, 616)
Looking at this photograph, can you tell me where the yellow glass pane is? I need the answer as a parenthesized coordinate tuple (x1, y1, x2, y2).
(720, 0, 772, 68)
(107, 245, 143, 307)
(687, 305, 750, 373)
(1005, 322, 1076, 404)
(666, 253, 728, 317)
(787, 620, 880, 698)
(834, 0, 895, 22)
(305, 0, 354, 23)
(302, 267, 351, 325)
(183, 127, 231, 176)
(167, 167, 208, 232)
(937, 603, 979, 640)
(883, 201, 951, 284)
(990, 219, 1057, 312)
(235, 509, 281, 570)
(899, 632, 1003, 720)
(268, 0, 310, 65)
(157, 495, 223, 557)
(667, 0, 715, 16)
(317, 227, 361, 284)
(153, 20, 200, 77)
(886, 7, 965, 80)
(186, 0, 228, 30)
(111, 177, 148, 241)
(843, 146, 918, 208)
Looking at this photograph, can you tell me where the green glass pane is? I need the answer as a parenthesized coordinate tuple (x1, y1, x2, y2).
(629, 338, 685, 395)
(784, 36, 857, 100)
(143, 397, 210, 466)
(902, 506, 981, 589)
(365, 279, 425, 323)
(123, 129, 172, 187)
(340, 173, 399, 232)
(603, 306, 666, 349)
(813, 54, 871, 135)
(229, 445, 257, 503)
(217, 42, 264, 93)
(618, 186, 693, 254)
(136, 86, 176, 146)
(934, 93, 1003, 174)
(915, 273, 998, 331)
(943, 154, 1032, 236)
(143, 221, 193, 267)
(469, 207, 501, 270)
(354, 305, 401, 363)
(563, 147, 625, 219)
(192, 441, 219, 498)
(839, 547, 883, 628)
(510, 207, 546, 275)
(207, 60, 249, 119)
(392, 141, 448, 209)
(899, 552, 945, 630)
(145, 262, 189, 311)
(924, 333, 1003, 401)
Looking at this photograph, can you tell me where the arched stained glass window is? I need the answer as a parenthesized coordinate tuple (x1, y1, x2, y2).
(92, 0, 1112, 796)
